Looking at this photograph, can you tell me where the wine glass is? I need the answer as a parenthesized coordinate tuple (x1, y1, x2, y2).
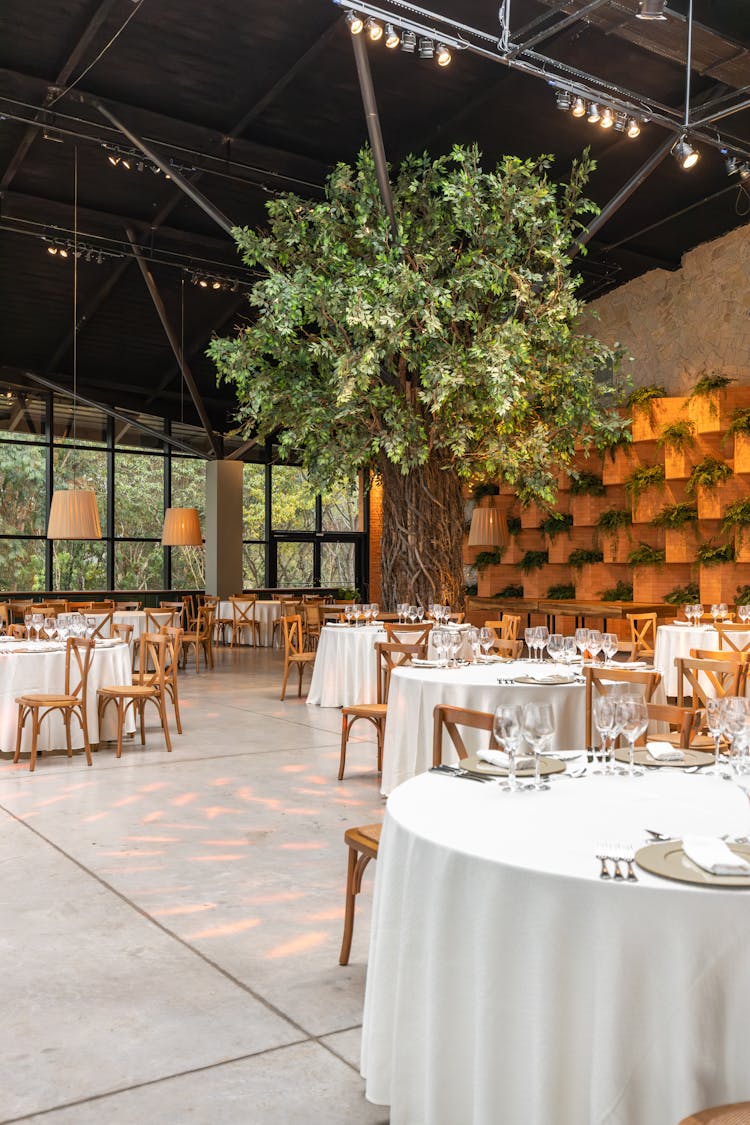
(575, 627, 590, 661)
(24, 612, 33, 639)
(593, 695, 617, 774)
(465, 627, 480, 663)
(493, 704, 524, 792)
(44, 616, 56, 640)
(601, 632, 618, 665)
(432, 628, 446, 667)
(32, 613, 44, 640)
(448, 632, 462, 668)
(739, 604, 750, 624)
(344, 605, 353, 626)
(535, 626, 549, 662)
(711, 603, 720, 625)
(562, 636, 577, 665)
(587, 629, 603, 664)
(719, 602, 729, 622)
(706, 697, 726, 772)
(522, 702, 554, 790)
(478, 627, 493, 659)
(524, 627, 535, 661)
(416, 605, 424, 623)
(615, 697, 648, 777)
(370, 603, 380, 623)
(547, 633, 563, 664)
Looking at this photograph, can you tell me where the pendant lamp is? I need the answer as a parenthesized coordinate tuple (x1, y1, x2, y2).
(467, 497, 508, 548)
(161, 507, 203, 546)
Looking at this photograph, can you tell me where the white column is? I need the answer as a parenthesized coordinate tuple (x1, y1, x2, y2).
(205, 460, 243, 597)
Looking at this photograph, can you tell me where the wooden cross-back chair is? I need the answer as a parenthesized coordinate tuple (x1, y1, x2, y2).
(8, 600, 33, 623)
(0, 604, 9, 633)
(339, 822, 382, 967)
(9, 624, 27, 639)
(14, 636, 95, 772)
(432, 704, 498, 767)
(273, 598, 304, 647)
(679, 1101, 750, 1125)
(112, 622, 134, 647)
(158, 625, 184, 733)
(179, 605, 215, 672)
(626, 612, 657, 659)
(715, 622, 750, 655)
(229, 596, 261, 647)
(159, 600, 185, 625)
(383, 622, 432, 646)
(641, 701, 704, 750)
(302, 601, 324, 649)
(117, 601, 142, 611)
(675, 655, 747, 709)
(98, 632, 173, 758)
(338, 640, 426, 781)
(280, 614, 316, 700)
(493, 638, 524, 659)
(484, 615, 521, 642)
(88, 611, 113, 640)
(67, 601, 93, 612)
(584, 666, 662, 750)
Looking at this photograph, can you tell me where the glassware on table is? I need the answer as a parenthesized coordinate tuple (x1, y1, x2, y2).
(370, 603, 380, 622)
(524, 627, 535, 661)
(465, 627, 480, 663)
(710, 603, 720, 625)
(739, 603, 750, 624)
(535, 626, 549, 661)
(493, 704, 524, 792)
(575, 627, 590, 662)
(24, 612, 33, 639)
(615, 697, 648, 777)
(32, 613, 44, 640)
(720, 696, 750, 765)
(44, 616, 57, 640)
(601, 632, 618, 664)
(592, 695, 617, 774)
(562, 636, 577, 665)
(416, 605, 425, 623)
(719, 602, 729, 622)
(433, 628, 448, 667)
(522, 702, 554, 790)
(478, 627, 493, 659)
(344, 605, 353, 626)
(448, 632, 462, 667)
(587, 629, 603, 664)
(546, 633, 563, 663)
(706, 697, 726, 772)
(351, 604, 361, 626)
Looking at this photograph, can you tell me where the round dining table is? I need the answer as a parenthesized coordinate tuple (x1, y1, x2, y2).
(216, 600, 281, 647)
(362, 769, 750, 1125)
(654, 622, 749, 696)
(381, 660, 585, 796)
(0, 637, 135, 756)
(307, 623, 387, 708)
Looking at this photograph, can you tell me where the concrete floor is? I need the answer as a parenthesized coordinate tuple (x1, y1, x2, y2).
(0, 646, 388, 1124)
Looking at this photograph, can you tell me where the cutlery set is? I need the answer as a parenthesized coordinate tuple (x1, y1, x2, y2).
(596, 844, 638, 881)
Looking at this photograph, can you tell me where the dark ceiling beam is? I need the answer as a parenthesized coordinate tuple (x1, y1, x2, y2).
(350, 30, 397, 240)
(0, 0, 122, 192)
(126, 227, 222, 458)
(45, 257, 131, 372)
(225, 438, 258, 461)
(692, 92, 750, 128)
(511, 0, 610, 55)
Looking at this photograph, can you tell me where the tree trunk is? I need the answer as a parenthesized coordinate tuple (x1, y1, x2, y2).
(378, 455, 465, 611)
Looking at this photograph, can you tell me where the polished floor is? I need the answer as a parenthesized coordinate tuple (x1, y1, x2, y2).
(0, 646, 387, 1124)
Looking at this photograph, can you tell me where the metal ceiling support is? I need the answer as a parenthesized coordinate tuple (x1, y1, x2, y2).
(225, 438, 259, 461)
(45, 257, 131, 373)
(95, 102, 236, 237)
(572, 136, 675, 254)
(511, 0, 610, 56)
(350, 29, 398, 241)
(692, 93, 750, 129)
(0, 0, 121, 192)
(9, 367, 209, 457)
(126, 227, 222, 458)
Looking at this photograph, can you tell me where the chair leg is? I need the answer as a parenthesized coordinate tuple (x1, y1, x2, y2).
(158, 695, 172, 752)
(78, 706, 92, 766)
(115, 700, 126, 758)
(280, 659, 290, 701)
(139, 700, 146, 745)
(377, 720, 384, 773)
(29, 713, 39, 773)
(171, 687, 183, 734)
(338, 714, 351, 781)
(14, 705, 26, 764)
(339, 845, 358, 966)
(64, 710, 72, 757)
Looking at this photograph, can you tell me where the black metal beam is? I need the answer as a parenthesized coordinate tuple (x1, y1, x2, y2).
(126, 227, 222, 458)
(350, 31, 397, 241)
(511, 0, 609, 56)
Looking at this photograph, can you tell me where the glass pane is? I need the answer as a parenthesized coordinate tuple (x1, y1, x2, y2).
(320, 541, 356, 591)
(276, 540, 313, 586)
(52, 447, 106, 526)
(115, 453, 164, 538)
(53, 398, 107, 445)
(114, 411, 164, 452)
(272, 466, 315, 531)
(171, 458, 205, 521)
(321, 481, 359, 532)
(0, 387, 46, 438)
(243, 542, 265, 589)
(0, 539, 46, 591)
(52, 541, 107, 591)
(115, 542, 164, 591)
(243, 463, 265, 540)
(171, 545, 205, 590)
(0, 442, 47, 534)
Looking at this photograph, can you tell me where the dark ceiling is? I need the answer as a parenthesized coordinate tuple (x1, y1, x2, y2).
(0, 0, 749, 453)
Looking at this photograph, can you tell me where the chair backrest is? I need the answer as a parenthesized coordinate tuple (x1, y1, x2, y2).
(8, 599, 33, 622)
(303, 602, 323, 629)
(281, 598, 303, 619)
(137, 632, 169, 689)
(67, 601, 93, 612)
(447, 612, 465, 624)
(584, 666, 662, 748)
(674, 655, 746, 708)
(9, 623, 27, 639)
(383, 622, 432, 646)
(484, 620, 522, 648)
(65, 636, 95, 700)
(494, 638, 524, 659)
(282, 614, 306, 657)
(117, 600, 142, 611)
(715, 622, 750, 655)
(642, 702, 699, 749)
(627, 612, 657, 658)
(195, 604, 215, 641)
(689, 648, 746, 663)
(432, 704, 498, 767)
(160, 624, 184, 680)
(230, 597, 257, 630)
(112, 622, 134, 646)
(35, 599, 68, 613)
(0, 604, 8, 632)
(375, 641, 427, 704)
(88, 600, 115, 612)
(183, 594, 198, 628)
(32, 604, 61, 617)
(146, 608, 172, 632)
(88, 611, 113, 639)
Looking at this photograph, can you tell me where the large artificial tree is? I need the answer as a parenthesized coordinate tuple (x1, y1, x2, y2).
(209, 145, 624, 608)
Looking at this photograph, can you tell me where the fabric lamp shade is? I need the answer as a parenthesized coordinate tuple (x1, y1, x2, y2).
(467, 501, 508, 547)
(47, 489, 102, 540)
(162, 507, 203, 546)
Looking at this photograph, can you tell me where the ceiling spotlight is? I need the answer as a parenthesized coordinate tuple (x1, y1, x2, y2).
(401, 29, 416, 52)
(47, 245, 57, 255)
(230, 280, 239, 293)
(672, 136, 699, 170)
(345, 10, 364, 34)
(614, 111, 627, 132)
(59, 248, 69, 258)
(136, 161, 145, 172)
(384, 23, 400, 48)
(626, 117, 641, 138)
(365, 17, 383, 40)
(212, 280, 222, 290)
(740, 165, 750, 183)
(418, 37, 434, 59)
(555, 90, 572, 112)
(199, 278, 208, 288)
(108, 154, 120, 167)
(435, 42, 451, 67)
(571, 96, 586, 118)
(636, 0, 667, 18)
(121, 158, 131, 170)
(600, 106, 614, 129)
(96, 251, 103, 265)
(587, 103, 601, 124)
(726, 156, 739, 176)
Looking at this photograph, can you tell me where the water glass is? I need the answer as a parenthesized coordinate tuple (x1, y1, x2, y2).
(601, 632, 618, 664)
(575, 627, 590, 661)
(493, 704, 524, 792)
(478, 627, 493, 658)
(587, 629, 603, 664)
(615, 697, 648, 777)
(465, 627, 480, 663)
(522, 702, 554, 790)
(562, 636, 577, 665)
(448, 633, 462, 667)
(706, 697, 725, 771)
(24, 612, 33, 638)
(739, 604, 750, 624)
(535, 626, 549, 661)
(432, 629, 447, 666)
(344, 605, 353, 626)
(416, 605, 424, 623)
(524, 627, 535, 660)
(546, 633, 563, 663)
(592, 695, 617, 774)
(711, 603, 720, 624)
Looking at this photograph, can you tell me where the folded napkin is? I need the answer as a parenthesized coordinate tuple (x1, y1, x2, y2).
(646, 741, 685, 763)
(514, 668, 575, 683)
(682, 835, 750, 876)
(477, 748, 536, 771)
(672, 619, 693, 626)
(411, 658, 440, 668)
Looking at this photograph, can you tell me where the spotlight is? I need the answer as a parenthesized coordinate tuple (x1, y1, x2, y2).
(401, 29, 416, 52)
(230, 280, 239, 293)
(614, 111, 627, 132)
(199, 278, 208, 288)
(571, 96, 586, 118)
(58, 248, 69, 258)
(108, 154, 120, 167)
(418, 37, 434, 59)
(47, 246, 57, 255)
(587, 103, 601, 124)
(626, 117, 641, 138)
(600, 107, 614, 129)
(385, 23, 400, 48)
(345, 10, 363, 34)
(726, 156, 739, 176)
(740, 165, 750, 183)
(136, 161, 145, 172)
(212, 280, 222, 290)
(435, 42, 451, 67)
(121, 158, 131, 170)
(96, 251, 103, 265)
(636, 0, 667, 18)
(672, 136, 699, 170)
(555, 90, 572, 112)
(365, 17, 382, 40)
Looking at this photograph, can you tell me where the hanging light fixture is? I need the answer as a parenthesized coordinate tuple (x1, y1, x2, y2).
(626, 117, 641, 138)
(636, 0, 667, 19)
(400, 29, 416, 52)
(161, 508, 203, 546)
(672, 135, 699, 170)
(418, 37, 434, 59)
(571, 96, 586, 118)
(47, 146, 102, 542)
(600, 106, 614, 129)
(435, 42, 452, 67)
(365, 16, 383, 40)
(384, 23, 400, 48)
(587, 103, 601, 124)
(346, 9, 364, 34)
(468, 498, 508, 548)
(555, 90, 572, 112)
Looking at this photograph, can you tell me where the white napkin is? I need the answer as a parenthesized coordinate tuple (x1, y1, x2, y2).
(682, 836, 750, 876)
(411, 658, 440, 668)
(646, 741, 685, 763)
(477, 748, 536, 771)
(672, 619, 693, 626)
(514, 667, 574, 683)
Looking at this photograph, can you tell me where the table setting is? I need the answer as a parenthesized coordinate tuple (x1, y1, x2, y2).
(307, 619, 388, 708)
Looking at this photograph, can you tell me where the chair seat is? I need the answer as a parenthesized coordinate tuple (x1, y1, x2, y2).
(679, 1103, 750, 1125)
(290, 652, 316, 663)
(98, 684, 158, 698)
(15, 693, 77, 707)
(344, 823, 382, 851)
(343, 703, 388, 719)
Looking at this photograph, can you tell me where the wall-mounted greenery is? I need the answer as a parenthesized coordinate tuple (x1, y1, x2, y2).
(475, 548, 504, 571)
(723, 498, 750, 548)
(686, 456, 733, 495)
(688, 372, 733, 400)
(494, 584, 524, 598)
(736, 585, 750, 605)
(627, 543, 666, 568)
(626, 385, 667, 424)
(517, 550, 549, 574)
(596, 425, 633, 463)
(650, 502, 699, 529)
(546, 583, 576, 599)
(507, 516, 522, 537)
(600, 580, 633, 601)
(656, 420, 695, 453)
(596, 507, 632, 535)
(624, 464, 665, 503)
(696, 542, 735, 566)
(568, 548, 604, 568)
(664, 583, 700, 605)
(539, 512, 573, 540)
(569, 471, 605, 496)
(726, 408, 750, 438)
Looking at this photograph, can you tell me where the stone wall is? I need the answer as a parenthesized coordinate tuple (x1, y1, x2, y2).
(581, 222, 750, 392)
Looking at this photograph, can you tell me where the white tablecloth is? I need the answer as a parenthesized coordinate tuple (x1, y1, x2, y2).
(653, 623, 750, 696)
(216, 600, 280, 647)
(362, 770, 750, 1125)
(0, 639, 135, 753)
(59, 610, 171, 645)
(307, 625, 387, 708)
(381, 660, 585, 796)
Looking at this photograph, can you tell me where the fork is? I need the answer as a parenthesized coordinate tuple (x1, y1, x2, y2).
(596, 851, 611, 879)
(607, 845, 625, 881)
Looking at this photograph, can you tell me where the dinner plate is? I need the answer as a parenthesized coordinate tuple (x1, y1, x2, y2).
(635, 841, 750, 887)
(613, 746, 714, 768)
(411, 658, 441, 668)
(460, 753, 566, 778)
(512, 674, 578, 686)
